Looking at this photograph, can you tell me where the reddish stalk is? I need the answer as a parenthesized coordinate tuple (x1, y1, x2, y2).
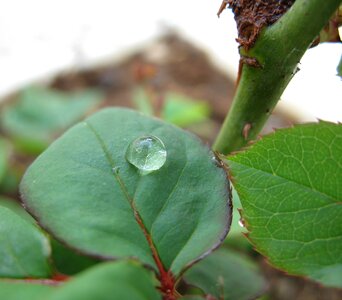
(112, 166, 177, 299)
(132, 209, 177, 300)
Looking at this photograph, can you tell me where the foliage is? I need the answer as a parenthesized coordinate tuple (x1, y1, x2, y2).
(20, 108, 231, 277)
(0, 261, 160, 300)
(0, 0, 341, 299)
(0, 86, 103, 154)
(132, 88, 211, 128)
(228, 122, 342, 288)
(0, 203, 52, 278)
(183, 248, 266, 300)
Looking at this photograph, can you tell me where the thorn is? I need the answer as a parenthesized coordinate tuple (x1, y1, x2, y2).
(217, 0, 228, 17)
(240, 56, 263, 68)
(242, 123, 252, 140)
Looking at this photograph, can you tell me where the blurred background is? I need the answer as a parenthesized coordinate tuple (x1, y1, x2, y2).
(0, 0, 341, 122)
(0, 1, 341, 299)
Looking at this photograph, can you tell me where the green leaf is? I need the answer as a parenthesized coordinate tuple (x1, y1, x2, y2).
(0, 206, 52, 278)
(51, 239, 99, 275)
(0, 166, 20, 194)
(0, 281, 54, 300)
(183, 248, 266, 300)
(20, 108, 231, 277)
(0, 138, 10, 183)
(0, 261, 159, 300)
(0, 196, 36, 224)
(162, 93, 210, 127)
(1, 86, 103, 154)
(132, 87, 154, 116)
(47, 261, 161, 300)
(228, 122, 342, 287)
(0, 196, 98, 276)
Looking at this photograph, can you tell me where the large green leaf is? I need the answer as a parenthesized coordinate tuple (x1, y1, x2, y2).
(47, 261, 161, 300)
(0, 206, 52, 278)
(228, 122, 342, 287)
(20, 108, 231, 276)
(0, 281, 54, 300)
(183, 248, 266, 300)
(0, 86, 103, 154)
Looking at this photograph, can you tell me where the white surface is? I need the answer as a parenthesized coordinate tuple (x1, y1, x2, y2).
(0, 0, 341, 121)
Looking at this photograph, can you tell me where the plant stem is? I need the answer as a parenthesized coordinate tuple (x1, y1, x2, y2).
(213, 0, 342, 154)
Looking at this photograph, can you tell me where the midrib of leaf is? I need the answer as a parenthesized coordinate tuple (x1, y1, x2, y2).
(84, 122, 174, 287)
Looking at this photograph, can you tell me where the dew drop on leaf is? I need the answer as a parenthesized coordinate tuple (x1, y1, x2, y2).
(125, 135, 167, 173)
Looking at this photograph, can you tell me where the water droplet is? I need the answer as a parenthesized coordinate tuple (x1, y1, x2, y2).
(126, 135, 167, 173)
(238, 218, 245, 228)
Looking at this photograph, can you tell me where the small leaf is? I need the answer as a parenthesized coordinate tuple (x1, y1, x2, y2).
(183, 248, 266, 300)
(132, 87, 154, 116)
(228, 122, 342, 287)
(162, 93, 211, 127)
(0, 281, 54, 300)
(47, 261, 161, 300)
(0, 206, 52, 278)
(20, 108, 231, 277)
(1, 86, 103, 154)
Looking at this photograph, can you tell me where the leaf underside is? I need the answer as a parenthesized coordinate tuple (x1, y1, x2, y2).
(228, 121, 342, 287)
(20, 108, 231, 276)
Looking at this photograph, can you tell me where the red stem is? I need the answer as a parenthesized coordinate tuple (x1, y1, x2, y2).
(132, 208, 177, 300)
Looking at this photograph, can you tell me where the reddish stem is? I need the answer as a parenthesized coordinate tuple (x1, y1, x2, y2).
(132, 209, 177, 300)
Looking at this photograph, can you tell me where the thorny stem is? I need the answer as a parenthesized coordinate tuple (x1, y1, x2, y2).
(213, 0, 342, 154)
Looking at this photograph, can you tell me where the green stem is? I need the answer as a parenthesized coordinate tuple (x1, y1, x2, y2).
(213, 0, 342, 154)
